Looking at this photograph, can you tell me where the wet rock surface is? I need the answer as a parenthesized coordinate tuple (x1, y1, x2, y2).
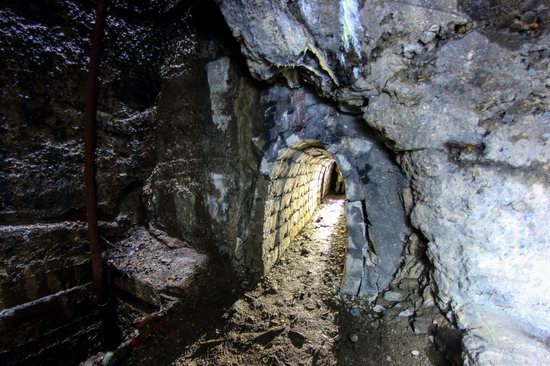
(0, 1, 224, 363)
(0, 0, 188, 221)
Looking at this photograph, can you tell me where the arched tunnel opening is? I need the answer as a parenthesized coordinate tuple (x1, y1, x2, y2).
(261, 142, 346, 275)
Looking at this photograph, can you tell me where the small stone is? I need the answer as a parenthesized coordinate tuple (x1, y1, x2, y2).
(422, 287, 436, 308)
(429, 24, 440, 33)
(373, 304, 386, 313)
(349, 333, 359, 343)
(102, 352, 114, 366)
(411, 350, 420, 357)
(413, 316, 433, 334)
(398, 309, 414, 317)
(386, 356, 392, 361)
(452, 18, 468, 26)
(350, 307, 362, 317)
(383, 290, 406, 302)
(403, 43, 424, 58)
(419, 31, 436, 44)
(414, 296, 424, 310)
(510, 20, 529, 32)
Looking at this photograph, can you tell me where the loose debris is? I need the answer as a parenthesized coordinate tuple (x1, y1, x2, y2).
(170, 197, 447, 366)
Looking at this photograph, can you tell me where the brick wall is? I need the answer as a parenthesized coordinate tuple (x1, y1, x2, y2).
(262, 146, 334, 273)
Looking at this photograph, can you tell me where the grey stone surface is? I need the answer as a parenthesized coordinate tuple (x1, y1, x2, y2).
(216, 0, 550, 363)
(384, 291, 407, 303)
(403, 43, 425, 58)
(462, 309, 550, 365)
(107, 227, 208, 306)
(207, 57, 232, 131)
(344, 202, 366, 251)
(398, 309, 414, 317)
(419, 30, 437, 44)
(144, 46, 268, 275)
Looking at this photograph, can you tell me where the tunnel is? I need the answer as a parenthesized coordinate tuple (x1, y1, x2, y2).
(248, 86, 412, 300)
(261, 142, 343, 274)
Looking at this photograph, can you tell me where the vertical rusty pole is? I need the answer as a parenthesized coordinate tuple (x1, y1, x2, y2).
(84, 0, 109, 309)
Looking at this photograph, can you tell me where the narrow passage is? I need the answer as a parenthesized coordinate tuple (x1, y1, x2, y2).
(173, 196, 347, 366)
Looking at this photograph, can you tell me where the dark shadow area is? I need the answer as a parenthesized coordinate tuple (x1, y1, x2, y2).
(329, 162, 346, 196)
(83, 258, 241, 365)
(458, 0, 549, 50)
(87, 197, 348, 365)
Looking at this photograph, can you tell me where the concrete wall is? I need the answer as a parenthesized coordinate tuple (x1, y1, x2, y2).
(262, 146, 334, 272)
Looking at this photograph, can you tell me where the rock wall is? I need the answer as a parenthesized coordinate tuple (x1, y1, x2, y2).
(215, 0, 550, 364)
(0, 223, 100, 365)
(145, 51, 268, 275)
(0, 0, 203, 363)
(262, 144, 334, 272)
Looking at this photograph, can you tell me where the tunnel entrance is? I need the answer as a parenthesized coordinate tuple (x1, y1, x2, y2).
(261, 142, 345, 275)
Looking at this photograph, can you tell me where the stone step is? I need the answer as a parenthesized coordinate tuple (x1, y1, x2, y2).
(107, 227, 209, 309)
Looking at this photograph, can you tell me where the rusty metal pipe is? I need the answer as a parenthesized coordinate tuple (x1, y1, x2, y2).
(84, 0, 109, 307)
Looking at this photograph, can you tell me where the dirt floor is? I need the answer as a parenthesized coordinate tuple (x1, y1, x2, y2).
(168, 196, 447, 366)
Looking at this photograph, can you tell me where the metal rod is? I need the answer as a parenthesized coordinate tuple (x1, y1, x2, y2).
(84, 0, 109, 307)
